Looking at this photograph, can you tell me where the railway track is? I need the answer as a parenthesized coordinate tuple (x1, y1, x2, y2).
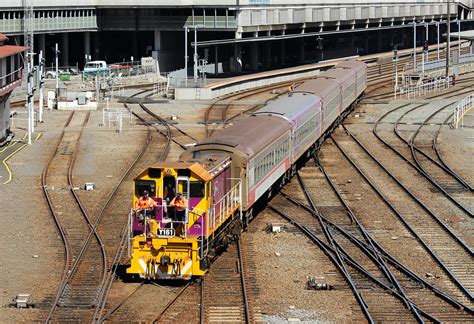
(92, 91, 179, 323)
(199, 238, 256, 323)
(375, 102, 473, 217)
(43, 110, 109, 321)
(204, 81, 293, 138)
(271, 177, 422, 322)
(331, 127, 474, 302)
(269, 165, 473, 321)
(399, 101, 473, 191)
(42, 88, 180, 322)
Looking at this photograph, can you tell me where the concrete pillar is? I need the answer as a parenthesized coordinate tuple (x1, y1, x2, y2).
(94, 32, 100, 58)
(84, 32, 91, 63)
(350, 34, 356, 54)
(365, 34, 369, 54)
(154, 30, 161, 52)
(279, 40, 286, 66)
(132, 32, 138, 59)
(377, 32, 383, 52)
(61, 33, 69, 67)
(298, 38, 305, 63)
(264, 42, 271, 68)
(250, 42, 258, 71)
(39, 34, 46, 63)
(214, 45, 219, 75)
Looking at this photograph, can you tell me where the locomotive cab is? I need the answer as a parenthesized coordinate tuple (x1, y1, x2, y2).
(126, 158, 242, 280)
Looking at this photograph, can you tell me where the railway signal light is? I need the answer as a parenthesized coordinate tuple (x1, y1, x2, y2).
(423, 40, 429, 53)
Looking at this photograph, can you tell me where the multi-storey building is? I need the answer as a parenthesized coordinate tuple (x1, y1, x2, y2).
(1, 1, 473, 72)
(0, 34, 26, 145)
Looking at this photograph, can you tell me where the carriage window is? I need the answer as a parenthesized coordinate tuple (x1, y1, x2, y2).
(190, 181, 205, 198)
(135, 180, 156, 197)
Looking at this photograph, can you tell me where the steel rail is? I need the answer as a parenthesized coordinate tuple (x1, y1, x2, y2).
(281, 191, 473, 313)
(313, 155, 424, 321)
(295, 173, 375, 323)
(433, 113, 473, 191)
(98, 282, 145, 322)
(93, 89, 154, 322)
(46, 111, 109, 322)
(371, 107, 474, 244)
(406, 103, 472, 191)
(332, 130, 473, 301)
(281, 190, 472, 314)
(151, 283, 191, 323)
(236, 238, 252, 324)
(390, 103, 474, 215)
(268, 205, 440, 323)
(138, 103, 188, 150)
(94, 91, 171, 323)
(41, 111, 75, 322)
(200, 276, 205, 324)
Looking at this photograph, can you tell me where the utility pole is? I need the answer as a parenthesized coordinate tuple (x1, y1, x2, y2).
(23, 0, 33, 54)
(26, 52, 35, 144)
(193, 26, 198, 82)
(413, 21, 417, 70)
(446, 0, 450, 77)
(55, 43, 60, 95)
(425, 23, 429, 64)
(457, 19, 461, 64)
(38, 50, 44, 123)
(437, 21, 440, 61)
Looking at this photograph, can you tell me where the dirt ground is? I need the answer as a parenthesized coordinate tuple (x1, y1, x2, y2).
(0, 77, 472, 322)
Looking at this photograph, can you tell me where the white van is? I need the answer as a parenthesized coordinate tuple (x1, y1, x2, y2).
(83, 61, 109, 73)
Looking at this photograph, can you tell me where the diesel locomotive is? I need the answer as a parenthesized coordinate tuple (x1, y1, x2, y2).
(126, 60, 367, 280)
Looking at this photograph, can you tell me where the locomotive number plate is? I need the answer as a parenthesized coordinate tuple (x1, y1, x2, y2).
(158, 228, 175, 237)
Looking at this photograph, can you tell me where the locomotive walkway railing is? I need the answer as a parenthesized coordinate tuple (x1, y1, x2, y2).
(453, 93, 474, 129)
(209, 181, 242, 230)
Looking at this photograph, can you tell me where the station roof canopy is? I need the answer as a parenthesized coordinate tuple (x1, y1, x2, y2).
(0, 45, 28, 59)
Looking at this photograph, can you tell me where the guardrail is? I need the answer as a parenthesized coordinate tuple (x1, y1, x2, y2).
(453, 93, 474, 129)
(398, 75, 451, 99)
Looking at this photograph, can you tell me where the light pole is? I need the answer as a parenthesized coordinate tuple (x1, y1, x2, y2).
(38, 50, 44, 123)
(393, 47, 399, 98)
(437, 21, 440, 61)
(413, 21, 417, 70)
(26, 52, 36, 145)
(425, 23, 429, 64)
(55, 43, 60, 95)
(457, 19, 461, 64)
(446, 0, 450, 77)
(184, 26, 189, 86)
(193, 26, 198, 82)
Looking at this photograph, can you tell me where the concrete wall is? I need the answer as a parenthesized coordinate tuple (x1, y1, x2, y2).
(0, 99, 11, 141)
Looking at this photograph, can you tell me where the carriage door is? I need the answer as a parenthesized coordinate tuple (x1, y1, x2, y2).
(177, 176, 190, 221)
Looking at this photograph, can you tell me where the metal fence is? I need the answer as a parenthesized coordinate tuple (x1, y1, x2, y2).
(453, 93, 474, 129)
(398, 76, 451, 99)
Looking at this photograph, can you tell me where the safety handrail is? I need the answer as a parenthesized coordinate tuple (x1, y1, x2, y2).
(0, 67, 23, 88)
(453, 93, 474, 129)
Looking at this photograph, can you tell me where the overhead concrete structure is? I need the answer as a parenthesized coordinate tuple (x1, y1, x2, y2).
(0, 1, 473, 71)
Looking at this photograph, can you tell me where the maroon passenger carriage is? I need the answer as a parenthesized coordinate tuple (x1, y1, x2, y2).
(126, 60, 367, 279)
